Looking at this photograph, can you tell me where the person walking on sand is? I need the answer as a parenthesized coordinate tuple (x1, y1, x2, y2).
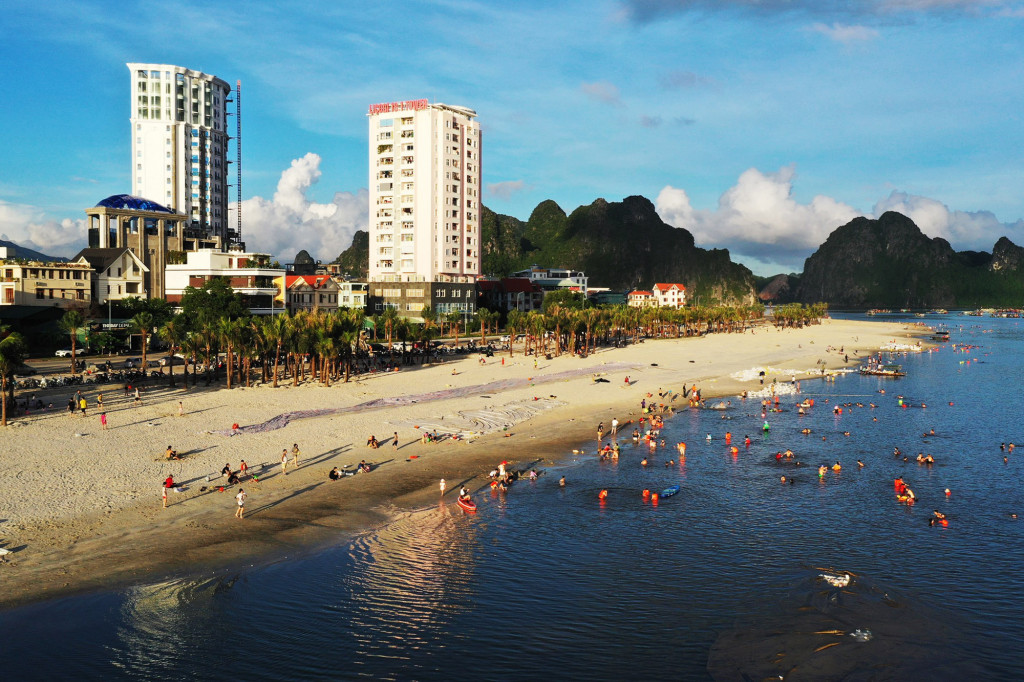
(134, 387, 141, 404)
(97, 393, 103, 411)
(235, 489, 247, 518)
(281, 449, 289, 475)
(292, 443, 300, 468)
(79, 396, 88, 417)
(392, 432, 399, 451)
(100, 412, 108, 430)
(440, 478, 446, 496)
(178, 401, 184, 417)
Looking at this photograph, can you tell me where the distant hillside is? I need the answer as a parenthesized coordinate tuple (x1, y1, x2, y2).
(796, 211, 1024, 308)
(0, 239, 65, 262)
(482, 196, 758, 304)
(333, 230, 368, 279)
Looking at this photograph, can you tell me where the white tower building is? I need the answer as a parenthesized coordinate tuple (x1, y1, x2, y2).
(367, 99, 482, 282)
(128, 63, 231, 241)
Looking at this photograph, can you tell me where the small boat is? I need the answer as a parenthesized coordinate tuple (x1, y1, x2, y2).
(661, 485, 681, 498)
(860, 364, 906, 377)
(931, 331, 950, 341)
(457, 497, 477, 512)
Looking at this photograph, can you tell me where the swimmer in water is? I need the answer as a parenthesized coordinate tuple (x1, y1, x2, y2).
(857, 460, 865, 467)
(706, 433, 712, 442)
(559, 476, 566, 487)
(641, 458, 648, 466)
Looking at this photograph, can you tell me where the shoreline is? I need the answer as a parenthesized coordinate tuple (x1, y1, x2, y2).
(0, 318, 929, 609)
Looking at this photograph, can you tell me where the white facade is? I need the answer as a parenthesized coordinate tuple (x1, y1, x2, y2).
(128, 63, 231, 241)
(367, 100, 481, 283)
(336, 281, 368, 310)
(165, 250, 284, 315)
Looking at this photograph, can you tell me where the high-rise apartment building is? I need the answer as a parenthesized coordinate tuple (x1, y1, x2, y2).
(128, 63, 231, 241)
(367, 100, 482, 283)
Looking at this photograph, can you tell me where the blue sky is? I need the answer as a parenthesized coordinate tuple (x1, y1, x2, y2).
(2, 0, 1023, 275)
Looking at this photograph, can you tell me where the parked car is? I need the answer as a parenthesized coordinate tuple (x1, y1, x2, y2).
(158, 354, 188, 367)
(499, 335, 511, 343)
(55, 348, 88, 357)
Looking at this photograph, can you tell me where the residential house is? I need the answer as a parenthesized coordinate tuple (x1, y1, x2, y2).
(72, 247, 149, 304)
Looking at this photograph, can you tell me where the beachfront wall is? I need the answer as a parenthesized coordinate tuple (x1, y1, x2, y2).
(367, 280, 476, 322)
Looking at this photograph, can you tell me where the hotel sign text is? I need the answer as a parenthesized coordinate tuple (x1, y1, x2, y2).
(368, 99, 429, 115)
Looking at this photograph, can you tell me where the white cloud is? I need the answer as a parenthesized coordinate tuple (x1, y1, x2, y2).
(872, 190, 1020, 248)
(238, 153, 367, 264)
(656, 166, 862, 270)
(486, 180, 529, 200)
(580, 80, 622, 105)
(656, 167, 1024, 273)
(810, 22, 880, 43)
(0, 199, 86, 257)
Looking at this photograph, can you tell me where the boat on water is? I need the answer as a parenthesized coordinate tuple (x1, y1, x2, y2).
(991, 309, 1021, 318)
(931, 330, 950, 341)
(928, 308, 948, 315)
(860, 364, 906, 377)
(457, 497, 477, 512)
(661, 485, 681, 498)
(866, 308, 892, 316)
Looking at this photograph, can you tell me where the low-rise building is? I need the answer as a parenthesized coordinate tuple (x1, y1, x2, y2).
(627, 290, 655, 308)
(367, 280, 476, 322)
(653, 282, 687, 308)
(280, 275, 341, 314)
(510, 265, 588, 296)
(478, 277, 544, 312)
(72, 247, 149, 304)
(0, 258, 93, 308)
(165, 249, 285, 315)
(336, 280, 368, 311)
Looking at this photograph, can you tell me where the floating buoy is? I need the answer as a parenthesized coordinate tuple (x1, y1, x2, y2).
(598, 489, 608, 500)
(651, 493, 659, 504)
(945, 488, 951, 496)
(642, 489, 651, 499)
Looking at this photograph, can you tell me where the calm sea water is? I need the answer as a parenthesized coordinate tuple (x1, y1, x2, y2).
(3, 315, 1023, 680)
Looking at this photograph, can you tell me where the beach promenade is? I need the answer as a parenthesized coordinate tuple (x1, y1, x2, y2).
(0, 318, 922, 607)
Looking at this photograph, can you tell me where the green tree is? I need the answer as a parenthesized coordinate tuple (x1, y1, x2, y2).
(179, 279, 249, 328)
(59, 309, 86, 375)
(541, 289, 588, 314)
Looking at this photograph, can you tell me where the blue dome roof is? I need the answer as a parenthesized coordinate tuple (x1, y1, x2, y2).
(95, 194, 178, 214)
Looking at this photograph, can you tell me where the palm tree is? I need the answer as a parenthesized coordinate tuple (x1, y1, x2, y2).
(131, 311, 155, 372)
(379, 307, 400, 365)
(159, 315, 184, 388)
(263, 313, 289, 388)
(59, 309, 86, 375)
(0, 331, 27, 426)
(506, 309, 524, 358)
(446, 312, 462, 350)
(181, 331, 203, 388)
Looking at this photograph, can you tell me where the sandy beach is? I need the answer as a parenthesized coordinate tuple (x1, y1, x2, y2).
(0, 318, 927, 607)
